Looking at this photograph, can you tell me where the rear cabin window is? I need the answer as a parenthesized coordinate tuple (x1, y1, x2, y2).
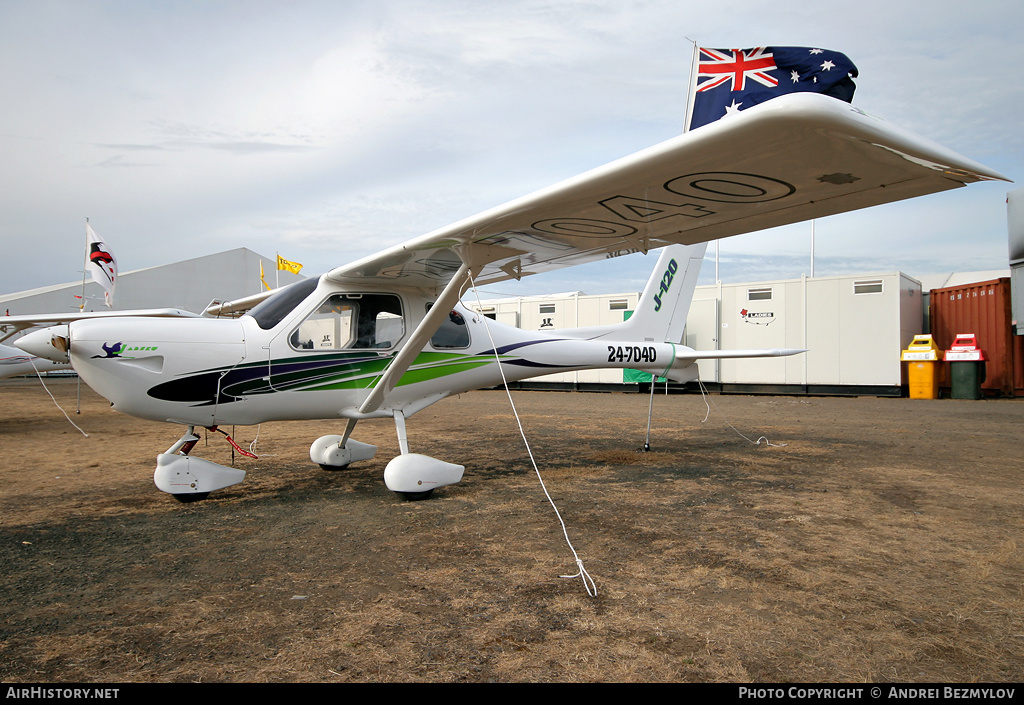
(290, 294, 403, 351)
(427, 304, 471, 349)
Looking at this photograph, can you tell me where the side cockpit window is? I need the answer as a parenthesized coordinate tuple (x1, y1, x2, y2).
(428, 304, 471, 349)
(290, 294, 404, 351)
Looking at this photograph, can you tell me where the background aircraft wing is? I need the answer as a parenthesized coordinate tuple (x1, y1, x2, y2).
(326, 92, 1007, 291)
(204, 289, 279, 317)
(0, 308, 198, 343)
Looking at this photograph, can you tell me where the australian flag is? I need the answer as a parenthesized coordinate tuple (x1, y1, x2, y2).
(685, 47, 858, 131)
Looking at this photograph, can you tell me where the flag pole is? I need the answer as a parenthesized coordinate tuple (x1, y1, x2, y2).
(682, 38, 699, 134)
(810, 219, 816, 278)
(77, 217, 90, 411)
(80, 218, 89, 311)
(684, 40, 717, 279)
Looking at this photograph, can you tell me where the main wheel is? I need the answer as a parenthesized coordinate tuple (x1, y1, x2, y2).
(172, 492, 210, 503)
(397, 489, 434, 501)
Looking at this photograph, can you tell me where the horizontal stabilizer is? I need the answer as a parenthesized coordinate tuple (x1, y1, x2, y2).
(678, 348, 806, 361)
(662, 347, 805, 384)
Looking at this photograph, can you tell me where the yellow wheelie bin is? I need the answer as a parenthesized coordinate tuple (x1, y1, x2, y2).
(901, 335, 943, 399)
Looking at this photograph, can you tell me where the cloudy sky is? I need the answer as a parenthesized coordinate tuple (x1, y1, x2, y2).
(1, 0, 1020, 304)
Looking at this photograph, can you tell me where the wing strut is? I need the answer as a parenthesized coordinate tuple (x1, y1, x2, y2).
(358, 260, 474, 414)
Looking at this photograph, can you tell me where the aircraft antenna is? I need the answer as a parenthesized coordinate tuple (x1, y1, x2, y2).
(468, 271, 597, 598)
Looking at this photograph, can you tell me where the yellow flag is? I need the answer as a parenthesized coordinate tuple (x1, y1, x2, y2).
(260, 261, 271, 291)
(277, 254, 303, 274)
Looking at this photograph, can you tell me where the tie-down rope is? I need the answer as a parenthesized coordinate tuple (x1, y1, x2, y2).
(467, 273, 596, 598)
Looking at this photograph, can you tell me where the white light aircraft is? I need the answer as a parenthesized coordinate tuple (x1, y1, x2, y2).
(15, 94, 1007, 502)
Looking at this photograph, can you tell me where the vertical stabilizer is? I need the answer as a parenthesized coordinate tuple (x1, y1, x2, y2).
(619, 243, 707, 343)
(554, 243, 707, 344)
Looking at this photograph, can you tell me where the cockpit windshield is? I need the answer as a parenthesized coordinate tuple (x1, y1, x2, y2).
(247, 277, 320, 330)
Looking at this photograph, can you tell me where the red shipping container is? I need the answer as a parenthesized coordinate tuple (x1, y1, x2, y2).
(929, 278, 1024, 397)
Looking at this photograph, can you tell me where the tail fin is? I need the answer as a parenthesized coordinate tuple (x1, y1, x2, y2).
(619, 243, 707, 343)
(556, 243, 707, 343)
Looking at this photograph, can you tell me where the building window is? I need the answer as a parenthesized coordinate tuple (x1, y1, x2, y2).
(539, 304, 556, 314)
(609, 299, 629, 310)
(854, 279, 884, 295)
(747, 287, 772, 301)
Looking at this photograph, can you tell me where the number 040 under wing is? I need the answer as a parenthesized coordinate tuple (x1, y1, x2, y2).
(327, 92, 1007, 291)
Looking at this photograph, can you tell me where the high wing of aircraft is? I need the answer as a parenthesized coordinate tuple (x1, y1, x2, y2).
(322, 93, 1004, 288)
(15, 92, 1008, 502)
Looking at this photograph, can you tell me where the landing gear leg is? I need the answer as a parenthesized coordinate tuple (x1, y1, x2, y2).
(643, 372, 656, 452)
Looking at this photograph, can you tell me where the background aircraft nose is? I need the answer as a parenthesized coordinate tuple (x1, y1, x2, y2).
(13, 325, 70, 363)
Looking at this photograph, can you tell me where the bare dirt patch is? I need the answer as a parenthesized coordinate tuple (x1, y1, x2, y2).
(1, 378, 1022, 682)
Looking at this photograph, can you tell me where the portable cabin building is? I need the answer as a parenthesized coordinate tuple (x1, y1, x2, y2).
(470, 272, 923, 395)
(693, 272, 922, 395)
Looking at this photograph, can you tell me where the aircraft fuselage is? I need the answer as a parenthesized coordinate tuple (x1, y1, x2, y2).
(69, 280, 691, 428)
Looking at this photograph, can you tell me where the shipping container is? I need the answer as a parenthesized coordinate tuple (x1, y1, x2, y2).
(929, 278, 1024, 397)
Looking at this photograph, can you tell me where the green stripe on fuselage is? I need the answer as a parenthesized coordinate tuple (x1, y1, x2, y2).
(266, 350, 506, 393)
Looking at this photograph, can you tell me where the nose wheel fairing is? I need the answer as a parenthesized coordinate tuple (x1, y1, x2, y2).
(153, 426, 247, 500)
(154, 453, 247, 497)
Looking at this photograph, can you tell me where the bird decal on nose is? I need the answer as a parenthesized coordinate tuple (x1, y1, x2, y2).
(92, 342, 124, 358)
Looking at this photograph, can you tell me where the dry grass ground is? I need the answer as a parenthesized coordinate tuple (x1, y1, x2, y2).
(1, 377, 1022, 683)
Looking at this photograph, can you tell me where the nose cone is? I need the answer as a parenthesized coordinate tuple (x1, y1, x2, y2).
(14, 325, 70, 363)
